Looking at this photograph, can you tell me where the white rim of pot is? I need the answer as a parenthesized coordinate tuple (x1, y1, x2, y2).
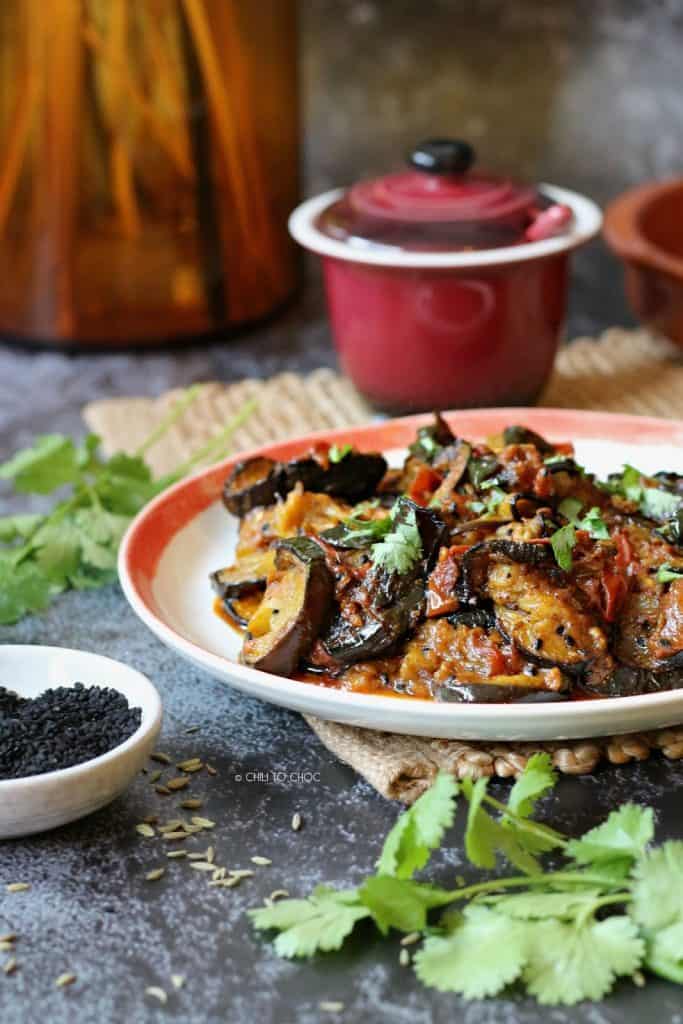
(289, 183, 602, 269)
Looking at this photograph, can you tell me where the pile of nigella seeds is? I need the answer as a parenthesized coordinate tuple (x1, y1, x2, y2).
(0, 683, 142, 780)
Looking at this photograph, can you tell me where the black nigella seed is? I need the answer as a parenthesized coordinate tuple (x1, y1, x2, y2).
(0, 683, 142, 781)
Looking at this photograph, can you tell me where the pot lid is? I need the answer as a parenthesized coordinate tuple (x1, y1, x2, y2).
(348, 139, 539, 225)
(314, 139, 572, 253)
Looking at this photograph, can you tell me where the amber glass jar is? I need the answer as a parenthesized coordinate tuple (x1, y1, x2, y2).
(0, 1, 299, 347)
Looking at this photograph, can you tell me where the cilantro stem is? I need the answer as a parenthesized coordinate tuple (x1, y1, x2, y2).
(164, 398, 259, 481)
(447, 869, 621, 904)
(482, 793, 568, 849)
(134, 384, 203, 458)
(575, 891, 631, 928)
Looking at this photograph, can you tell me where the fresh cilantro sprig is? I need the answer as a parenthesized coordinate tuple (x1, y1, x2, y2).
(0, 391, 257, 625)
(608, 464, 682, 523)
(250, 754, 683, 1006)
(657, 563, 683, 584)
(371, 503, 423, 575)
(550, 501, 610, 572)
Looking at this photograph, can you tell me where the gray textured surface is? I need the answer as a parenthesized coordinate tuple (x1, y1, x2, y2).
(3, 1, 683, 1020)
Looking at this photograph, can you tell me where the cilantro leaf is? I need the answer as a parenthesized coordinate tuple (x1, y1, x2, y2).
(0, 434, 80, 494)
(371, 506, 422, 575)
(377, 772, 458, 879)
(645, 921, 683, 984)
(641, 486, 681, 522)
(414, 906, 528, 997)
(578, 506, 610, 540)
(358, 876, 453, 934)
(248, 885, 370, 958)
(558, 496, 583, 521)
(328, 443, 352, 464)
(0, 514, 43, 542)
(522, 915, 644, 1005)
(657, 563, 683, 584)
(507, 753, 557, 819)
(0, 555, 56, 624)
(462, 777, 539, 875)
(566, 804, 654, 866)
(550, 523, 576, 572)
(630, 841, 683, 931)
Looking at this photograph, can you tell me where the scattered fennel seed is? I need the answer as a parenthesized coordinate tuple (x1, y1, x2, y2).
(162, 831, 188, 841)
(205, 846, 215, 863)
(55, 972, 76, 988)
(400, 932, 420, 946)
(185, 725, 200, 734)
(250, 856, 271, 866)
(270, 890, 289, 901)
(399, 949, 410, 967)
(166, 777, 189, 791)
(6, 883, 30, 893)
(192, 817, 215, 829)
(181, 799, 203, 810)
(158, 819, 184, 833)
(145, 986, 167, 1005)
(167, 850, 187, 860)
(291, 812, 302, 831)
(148, 770, 163, 784)
(155, 786, 171, 796)
(171, 974, 185, 990)
(189, 862, 215, 872)
(0, 942, 14, 953)
(229, 869, 254, 879)
(136, 824, 155, 838)
(0, 934, 16, 944)
(212, 867, 227, 881)
(187, 852, 207, 860)
(150, 752, 171, 765)
(146, 868, 165, 882)
(319, 1002, 344, 1013)
(206, 765, 217, 776)
(633, 971, 646, 988)
(3, 957, 18, 975)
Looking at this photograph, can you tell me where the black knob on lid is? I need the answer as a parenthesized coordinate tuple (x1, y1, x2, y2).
(409, 139, 475, 175)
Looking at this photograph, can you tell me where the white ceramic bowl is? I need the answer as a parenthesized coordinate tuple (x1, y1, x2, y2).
(0, 646, 162, 839)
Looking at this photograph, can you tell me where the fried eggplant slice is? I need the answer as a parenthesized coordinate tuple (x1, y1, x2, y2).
(242, 538, 334, 676)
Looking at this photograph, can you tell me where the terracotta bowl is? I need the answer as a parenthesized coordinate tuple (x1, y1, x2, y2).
(604, 178, 683, 345)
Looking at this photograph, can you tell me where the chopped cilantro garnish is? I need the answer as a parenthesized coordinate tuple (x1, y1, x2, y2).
(371, 504, 423, 575)
(328, 443, 352, 464)
(657, 563, 683, 584)
(550, 523, 576, 572)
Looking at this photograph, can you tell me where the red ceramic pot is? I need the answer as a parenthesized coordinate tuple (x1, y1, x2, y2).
(290, 140, 602, 413)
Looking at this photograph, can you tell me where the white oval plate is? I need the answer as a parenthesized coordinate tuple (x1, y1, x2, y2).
(119, 408, 683, 741)
(0, 646, 162, 838)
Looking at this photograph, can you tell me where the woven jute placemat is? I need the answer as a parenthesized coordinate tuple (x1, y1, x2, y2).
(85, 327, 683, 802)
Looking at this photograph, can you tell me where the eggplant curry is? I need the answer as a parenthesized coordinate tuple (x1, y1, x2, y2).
(210, 415, 683, 704)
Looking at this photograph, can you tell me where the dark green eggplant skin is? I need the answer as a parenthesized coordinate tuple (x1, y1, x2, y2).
(409, 413, 456, 462)
(457, 539, 554, 604)
(281, 451, 387, 503)
(220, 596, 252, 629)
(510, 493, 548, 521)
(211, 564, 267, 600)
(585, 664, 683, 698)
(434, 681, 569, 704)
(653, 471, 683, 496)
(447, 607, 497, 630)
(242, 536, 334, 676)
(275, 535, 329, 568)
(322, 580, 425, 664)
(502, 425, 556, 454)
(222, 457, 284, 516)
